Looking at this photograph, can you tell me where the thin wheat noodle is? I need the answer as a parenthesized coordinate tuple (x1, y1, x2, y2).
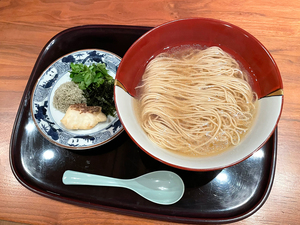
(135, 46, 257, 156)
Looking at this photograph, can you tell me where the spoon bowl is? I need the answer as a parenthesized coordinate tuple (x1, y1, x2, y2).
(62, 170, 185, 205)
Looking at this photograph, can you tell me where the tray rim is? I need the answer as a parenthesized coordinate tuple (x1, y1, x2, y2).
(9, 24, 277, 224)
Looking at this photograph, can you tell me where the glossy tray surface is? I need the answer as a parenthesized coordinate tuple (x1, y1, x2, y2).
(10, 25, 277, 224)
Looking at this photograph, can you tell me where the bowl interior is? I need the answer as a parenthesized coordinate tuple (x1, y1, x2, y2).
(114, 18, 283, 171)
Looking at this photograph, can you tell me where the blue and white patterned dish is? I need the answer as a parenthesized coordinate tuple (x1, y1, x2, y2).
(31, 49, 123, 150)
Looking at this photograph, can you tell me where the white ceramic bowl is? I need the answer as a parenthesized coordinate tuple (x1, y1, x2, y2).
(114, 18, 283, 171)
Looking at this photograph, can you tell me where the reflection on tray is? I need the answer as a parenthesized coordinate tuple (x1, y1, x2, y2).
(139, 150, 222, 187)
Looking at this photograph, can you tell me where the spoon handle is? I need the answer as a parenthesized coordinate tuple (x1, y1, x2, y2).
(62, 170, 126, 188)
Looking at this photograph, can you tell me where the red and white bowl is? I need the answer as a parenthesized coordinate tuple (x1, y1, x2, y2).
(114, 18, 283, 171)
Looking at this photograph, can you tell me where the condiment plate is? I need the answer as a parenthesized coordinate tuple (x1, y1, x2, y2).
(30, 49, 123, 150)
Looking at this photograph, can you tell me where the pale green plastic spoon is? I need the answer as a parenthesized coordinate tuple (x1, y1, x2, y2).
(62, 170, 184, 205)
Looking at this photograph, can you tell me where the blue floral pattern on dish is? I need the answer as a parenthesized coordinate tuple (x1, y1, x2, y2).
(31, 49, 123, 150)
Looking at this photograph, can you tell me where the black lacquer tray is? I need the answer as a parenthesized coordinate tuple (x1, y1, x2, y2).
(10, 25, 277, 224)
